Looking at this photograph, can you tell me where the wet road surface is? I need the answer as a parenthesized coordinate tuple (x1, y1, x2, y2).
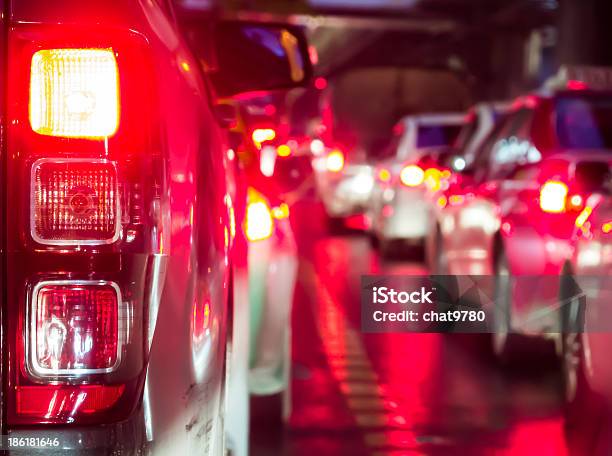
(250, 202, 601, 455)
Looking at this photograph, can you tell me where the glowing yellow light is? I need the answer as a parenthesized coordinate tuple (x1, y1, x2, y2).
(245, 188, 273, 242)
(602, 222, 612, 234)
(29, 48, 119, 139)
(540, 181, 568, 213)
(251, 128, 276, 149)
(326, 150, 344, 172)
(272, 203, 290, 219)
(424, 168, 442, 191)
(378, 168, 391, 182)
(436, 195, 447, 208)
(400, 165, 424, 187)
(569, 194, 583, 208)
(277, 144, 291, 157)
(575, 206, 592, 228)
(449, 194, 465, 206)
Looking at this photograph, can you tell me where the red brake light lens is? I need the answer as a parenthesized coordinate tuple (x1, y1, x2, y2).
(400, 165, 425, 187)
(31, 159, 120, 245)
(17, 385, 125, 416)
(539, 180, 568, 213)
(29, 281, 122, 377)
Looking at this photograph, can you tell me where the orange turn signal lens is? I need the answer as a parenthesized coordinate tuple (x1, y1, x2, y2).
(29, 49, 120, 139)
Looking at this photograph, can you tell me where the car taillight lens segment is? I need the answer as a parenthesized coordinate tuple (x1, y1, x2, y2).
(29, 281, 123, 377)
(31, 159, 120, 245)
(400, 165, 425, 187)
(29, 48, 120, 139)
(540, 180, 568, 213)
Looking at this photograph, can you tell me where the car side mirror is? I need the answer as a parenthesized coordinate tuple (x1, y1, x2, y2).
(210, 21, 313, 97)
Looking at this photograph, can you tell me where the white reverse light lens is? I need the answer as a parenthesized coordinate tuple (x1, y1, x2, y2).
(29, 48, 120, 139)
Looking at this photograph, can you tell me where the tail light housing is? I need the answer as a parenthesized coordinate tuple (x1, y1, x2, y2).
(31, 159, 120, 245)
(7, 25, 162, 425)
(400, 165, 425, 187)
(29, 281, 123, 377)
(326, 149, 344, 172)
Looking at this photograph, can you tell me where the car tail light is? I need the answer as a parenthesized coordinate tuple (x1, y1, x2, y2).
(29, 281, 123, 377)
(29, 49, 119, 139)
(252, 128, 276, 149)
(245, 189, 274, 242)
(17, 384, 125, 416)
(7, 27, 161, 426)
(378, 168, 391, 183)
(539, 180, 568, 213)
(326, 149, 344, 172)
(277, 144, 291, 157)
(31, 159, 120, 245)
(400, 165, 425, 187)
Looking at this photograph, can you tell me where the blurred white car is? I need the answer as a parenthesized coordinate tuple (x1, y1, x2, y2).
(367, 113, 465, 255)
(244, 188, 298, 422)
(312, 144, 375, 228)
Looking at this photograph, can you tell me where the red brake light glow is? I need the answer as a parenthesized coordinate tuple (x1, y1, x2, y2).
(31, 159, 120, 245)
(540, 180, 568, 213)
(17, 385, 125, 416)
(400, 165, 425, 187)
(29, 281, 123, 377)
(29, 48, 120, 139)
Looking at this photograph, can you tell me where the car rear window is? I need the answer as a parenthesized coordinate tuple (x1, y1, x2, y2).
(416, 124, 462, 148)
(556, 95, 612, 149)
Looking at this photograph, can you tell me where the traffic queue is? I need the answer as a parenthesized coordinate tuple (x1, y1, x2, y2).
(309, 68, 612, 428)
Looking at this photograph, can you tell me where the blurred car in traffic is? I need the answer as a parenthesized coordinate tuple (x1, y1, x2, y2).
(425, 101, 511, 269)
(224, 94, 309, 424)
(312, 143, 375, 230)
(431, 85, 612, 361)
(558, 188, 612, 420)
(449, 102, 512, 172)
(3, 2, 312, 455)
(367, 113, 464, 255)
